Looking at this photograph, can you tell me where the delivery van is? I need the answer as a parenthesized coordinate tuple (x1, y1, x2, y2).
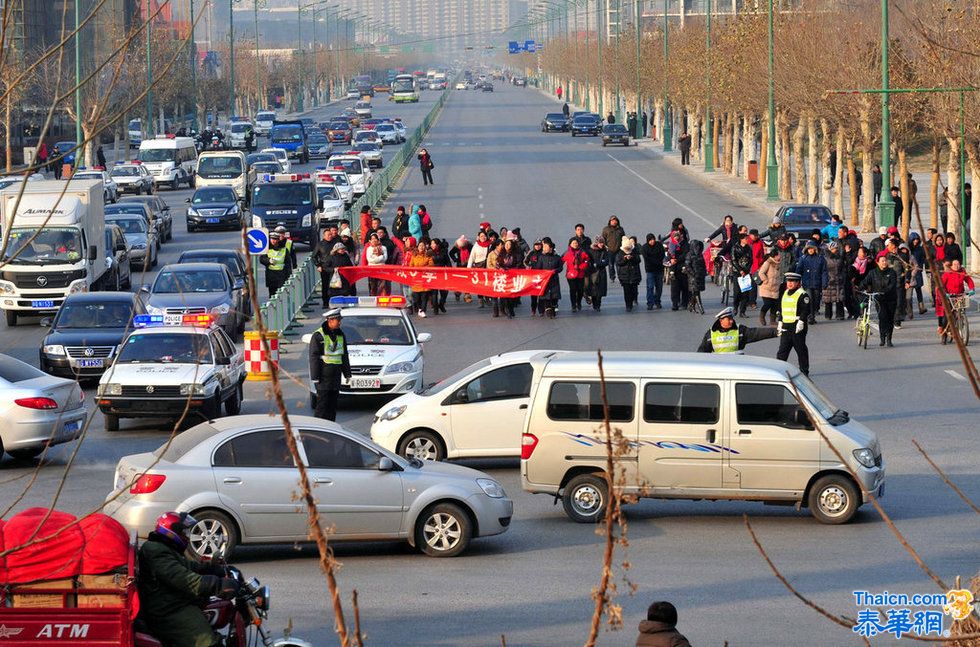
(520, 352, 885, 525)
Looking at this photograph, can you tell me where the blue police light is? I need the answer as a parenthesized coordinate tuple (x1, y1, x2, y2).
(315, 166, 326, 171)
(262, 174, 273, 182)
(328, 296, 359, 307)
(133, 314, 164, 328)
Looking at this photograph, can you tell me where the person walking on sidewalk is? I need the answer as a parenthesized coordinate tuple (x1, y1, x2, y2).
(602, 216, 626, 281)
(642, 111, 649, 138)
(556, 85, 563, 100)
(562, 102, 570, 119)
(627, 112, 638, 140)
(418, 148, 434, 186)
(678, 131, 692, 165)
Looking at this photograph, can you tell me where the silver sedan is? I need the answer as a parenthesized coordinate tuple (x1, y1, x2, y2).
(105, 415, 513, 559)
(0, 353, 87, 461)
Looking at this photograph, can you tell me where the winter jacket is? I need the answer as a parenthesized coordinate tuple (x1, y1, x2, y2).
(731, 242, 754, 276)
(684, 241, 707, 292)
(467, 242, 490, 267)
(585, 246, 609, 297)
(602, 220, 626, 253)
(640, 236, 666, 272)
(749, 238, 766, 273)
(868, 235, 888, 257)
(312, 236, 339, 269)
(697, 322, 778, 353)
(935, 270, 976, 317)
(308, 324, 351, 384)
(775, 240, 797, 277)
(321, 251, 353, 297)
(486, 247, 501, 270)
(449, 243, 471, 267)
(524, 249, 542, 269)
(635, 620, 693, 647)
(797, 250, 829, 289)
(392, 212, 410, 239)
(707, 222, 737, 244)
(137, 532, 224, 618)
(908, 234, 926, 288)
(365, 244, 387, 266)
(944, 242, 964, 264)
(408, 211, 423, 240)
(532, 250, 564, 300)
(562, 247, 591, 279)
(821, 249, 845, 303)
(616, 247, 642, 285)
(408, 252, 434, 292)
(666, 234, 689, 268)
(757, 257, 782, 299)
(431, 246, 452, 268)
(859, 266, 898, 303)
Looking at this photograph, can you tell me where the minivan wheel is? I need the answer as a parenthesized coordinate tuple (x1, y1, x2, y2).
(808, 474, 860, 524)
(416, 503, 471, 557)
(188, 510, 237, 559)
(562, 474, 608, 523)
(399, 430, 444, 461)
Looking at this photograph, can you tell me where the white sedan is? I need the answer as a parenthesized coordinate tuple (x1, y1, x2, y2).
(371, 350, 563, 461)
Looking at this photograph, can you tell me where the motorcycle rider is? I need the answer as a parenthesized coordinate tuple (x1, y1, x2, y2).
(697, 306, 777, 353)
(137, 511, 240, 647)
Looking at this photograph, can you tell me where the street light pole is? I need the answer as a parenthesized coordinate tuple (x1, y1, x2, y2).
(597, 0, 604, 116)
(190, 0, 198, 131)
(877, 0, 894, 228)
(584, 0, 591, 111)
(633, 0, 641, 139)
(766, 0, 778, 199)
(703, 0, 713, 172)
(662, 0, 671, 151)
(229, 0, 236, 120)
(146, 10, 153, 137)
(312, 7, 319, 106)
(74, 0, 82, 150)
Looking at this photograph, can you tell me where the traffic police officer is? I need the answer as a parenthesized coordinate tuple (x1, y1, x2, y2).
(309, 308, 351, 421)
(260, 231, 293, 298)
(776, 272, 811, 375)
(697, 307, 777, 353)
(275, 224, 297, 268)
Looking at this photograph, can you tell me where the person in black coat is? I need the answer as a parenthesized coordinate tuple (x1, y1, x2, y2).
(96, 145, 107, 168)
(585, 236, 609, 312)
(418, 148, 434, 185)
(308, 309, 351, 421)
(616, 237, 642, 311)
(859, 251, 899, 346)
(640, 233, 665, 309)
(531, 237, 564, 318)
(678, 131, 692, 165)
(524, 240, 544, 314)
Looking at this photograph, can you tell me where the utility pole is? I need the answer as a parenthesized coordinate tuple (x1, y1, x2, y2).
(190, 0, 198, 131)
(146, 8, 153, 138)
(633, 0, 642, 139)
(229, 0, 237, 120)
(766, 0, 778, 199)
(662, 0, 671, 151)
(584, 0, 591, 111)
(74, 0, 82, 150)
(597, 0, 604, 117)
(877, 0, 894, 227)
(703, 0, 713, 172)
(296, 5, 304, 112)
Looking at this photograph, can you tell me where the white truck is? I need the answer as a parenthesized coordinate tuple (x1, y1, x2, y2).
(0, 180, 107, 326)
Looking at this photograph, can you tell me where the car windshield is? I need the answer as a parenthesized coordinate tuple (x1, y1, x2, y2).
(317, 186, 341, 201)
(271, 125, 303, 142)
(3, 227, 84, 264)
(546, 113, 565, 119)
(791, 374, 838, 420)
(107, 218, 146, 235)
(252, 163, 282, 174)
(604, 125, 628, 133)
(421, 358, 492, 395)
(106, 204, 148, 216)
(328, 122, 349, 130)
(197, 156, 243, 178)
(344, 315, 412, 345)
(308, 135, 329, 145)
(263, 150, 287, 161)
(356, 102, 370, 109)
(231, 123, 250, 133)
(55, 301, 135, 329)
(139, 149, 176, 162)
(247, 153, 276, 165)
(192, 188, 237, 204)
(354, 132, 376, 141)
(355, 143, 380, 152)
(331, 159, 362, 175)
(152, 270, 227, 294)
(256, 112, 275, 121)
(117, 332, 212, 364)
(392, 79, 414, 92)
(574, 116, 599, 124)
(111, 167, 140, 177)
(782, 207, 832, 223)
(324, 173, 348, 186)
(377, 125, 394, 132)
(179, 254, 241, 278)
(252, 183, 313, 207)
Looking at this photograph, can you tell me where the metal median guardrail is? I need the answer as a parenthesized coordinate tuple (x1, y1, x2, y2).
(257, 85, 453, 335)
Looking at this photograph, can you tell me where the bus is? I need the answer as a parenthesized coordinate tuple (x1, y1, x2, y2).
(390, 74, 419, 103)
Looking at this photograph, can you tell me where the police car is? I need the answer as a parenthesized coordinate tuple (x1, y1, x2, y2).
(314, 182, 347, 228)
(302, 296, 432, 407)
(314, 167, 354, 205)
(110, 161, 154, 194)
(326, 154, 371, 196)
(96, 314, 245, 431)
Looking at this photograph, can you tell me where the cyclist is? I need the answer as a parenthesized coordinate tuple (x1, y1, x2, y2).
(705, 214, 737, 279)
(697, 307, 777, 353)
(858, 251, 899, 347)
(935, 259, 975, 337)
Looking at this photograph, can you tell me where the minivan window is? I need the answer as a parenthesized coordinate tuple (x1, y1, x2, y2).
(643, 383, 719, 424)
(735, 383, 811, 428)
(546, 381, 634, 422)
(462, 364, 532, 403)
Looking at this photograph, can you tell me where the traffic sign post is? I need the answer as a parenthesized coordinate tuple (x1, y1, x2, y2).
(246, 227, 269, 305)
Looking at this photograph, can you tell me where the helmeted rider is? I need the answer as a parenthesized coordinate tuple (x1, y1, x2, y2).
(697, 307, 778, 353)
(137, 511, 241, 647)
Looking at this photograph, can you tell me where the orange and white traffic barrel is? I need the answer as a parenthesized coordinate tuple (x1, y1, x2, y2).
(243, 330, 280, 381)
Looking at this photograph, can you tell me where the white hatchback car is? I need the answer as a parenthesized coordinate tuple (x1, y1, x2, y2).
(371, 350, 564, 461)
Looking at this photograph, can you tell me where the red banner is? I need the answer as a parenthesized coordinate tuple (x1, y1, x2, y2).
(337, 265, 555, 297)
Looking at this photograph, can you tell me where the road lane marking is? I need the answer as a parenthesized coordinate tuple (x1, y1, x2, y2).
(945, 369, 967, 382)
(606, 154, 714, 227)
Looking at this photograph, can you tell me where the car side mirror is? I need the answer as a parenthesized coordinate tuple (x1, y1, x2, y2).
(416, 332, 432, 343)
(233, 278, 245, 290)
(87, 245, 97, 261)
(39, 317, 52, 327)
(116, 243, 126, 252)
(139, 284, 151, 293)
(185, 198, 191, 204)
(378, 456, 395, 471)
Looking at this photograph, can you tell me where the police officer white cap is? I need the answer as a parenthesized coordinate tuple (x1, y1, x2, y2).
(715, 307, 735, 321)
(324, 308, 342, 320)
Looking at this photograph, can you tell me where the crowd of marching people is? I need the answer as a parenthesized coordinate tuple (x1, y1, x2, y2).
(302, 200, 974, 346)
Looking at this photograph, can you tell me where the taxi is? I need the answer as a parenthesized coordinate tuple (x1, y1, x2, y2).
(109, 160, 154, 194)
(96, 314, 245, 431)
(302, 296, 431, 407)
(314, 167, 354, 205)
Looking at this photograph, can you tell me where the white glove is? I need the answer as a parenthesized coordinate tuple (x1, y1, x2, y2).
(776, 325, 782, 337)
(795, 319, 805, 333)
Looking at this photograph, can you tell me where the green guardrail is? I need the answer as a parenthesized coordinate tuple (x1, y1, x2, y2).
(257, 85, 453, 334)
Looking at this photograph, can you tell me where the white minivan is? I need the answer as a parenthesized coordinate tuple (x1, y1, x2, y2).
(254, 110, 276, 136)
(521, 352, 885, 525)
(195, 150, 252, 198)
(137, 135, 198, 190)
(372, 351, 563, 461)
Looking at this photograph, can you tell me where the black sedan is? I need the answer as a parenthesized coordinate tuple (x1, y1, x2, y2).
(772, 204, 834, 238)
(541, 113, 570, 132)
(601, 124, 631, 147)
(185, 186, 246, 232)
(571, 115, 602, 137)
(39, 292, 145, 379)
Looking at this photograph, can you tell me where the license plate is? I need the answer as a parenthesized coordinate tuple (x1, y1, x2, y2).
(206, 218, 220, 224)
(64, 420, 81, 434)
(32, 300, 55, 308)
(78, 359, 104, 368)
(350, 378, 381, 389)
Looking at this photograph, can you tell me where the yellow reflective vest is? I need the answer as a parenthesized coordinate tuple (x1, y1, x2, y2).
(710, 328, 740, 353)
(781, 289, 803, 324)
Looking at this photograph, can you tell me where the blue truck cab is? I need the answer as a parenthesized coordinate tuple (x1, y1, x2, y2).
(269, 120, 308, 164)
(249, 173, 323, 247)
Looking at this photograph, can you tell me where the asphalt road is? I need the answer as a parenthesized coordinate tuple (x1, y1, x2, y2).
(2, 81, 978, 646)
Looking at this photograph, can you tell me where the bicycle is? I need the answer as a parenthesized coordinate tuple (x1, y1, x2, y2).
(688, 290, 705, 315)
(856, 291, 881, 349)
(719, 265, 734, 306)
(941, 294, 971, 346)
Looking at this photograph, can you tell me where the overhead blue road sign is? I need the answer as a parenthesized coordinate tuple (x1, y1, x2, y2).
(524, 40, 536, 53)
(508, 41, 520, 54)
